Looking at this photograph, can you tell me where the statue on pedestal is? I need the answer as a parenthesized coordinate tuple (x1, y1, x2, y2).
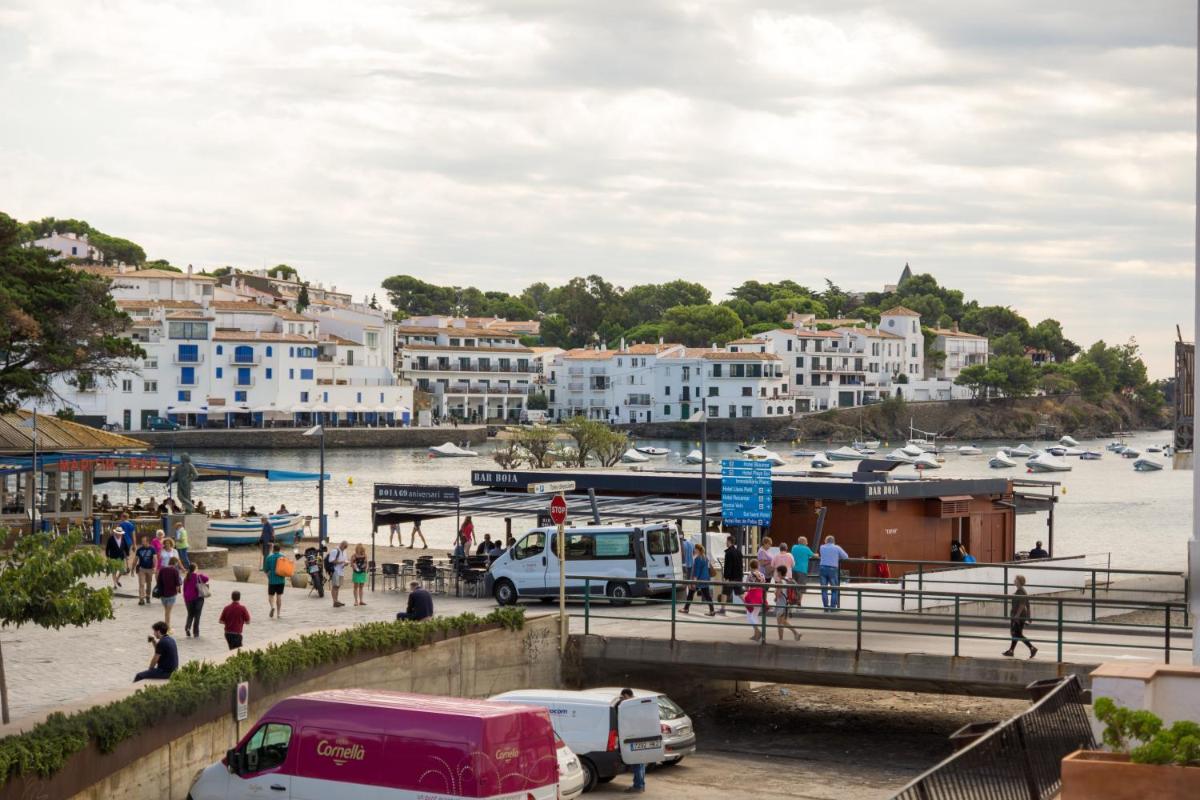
(167, 453, 200, 514)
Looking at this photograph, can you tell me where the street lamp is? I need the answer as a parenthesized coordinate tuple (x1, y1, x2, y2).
(17, 412, 39, 534)
(303, 424, 326, 551)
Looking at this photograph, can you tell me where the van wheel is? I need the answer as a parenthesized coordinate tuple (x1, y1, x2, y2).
(580, 758, 599, 792)
(606, 581, 632, 606)
(493, 579, 518, 606)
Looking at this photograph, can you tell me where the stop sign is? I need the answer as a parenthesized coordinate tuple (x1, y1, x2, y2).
(549, 494, 568, 525)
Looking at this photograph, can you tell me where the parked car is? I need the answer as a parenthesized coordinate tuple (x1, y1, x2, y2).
(145, 415, 180, 431)
(486, 523, 683, 606)
(580, 688, 696, 764)
(490, 689, 665, 793)
(555, 731, 585, 799)
(188, 689, 560, 799)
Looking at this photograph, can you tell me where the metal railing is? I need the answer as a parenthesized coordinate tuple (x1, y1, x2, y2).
(567, 575, 1190, 663)
(892, 675, 1094, 800)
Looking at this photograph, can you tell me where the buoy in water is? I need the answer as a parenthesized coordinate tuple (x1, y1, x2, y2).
(347, 477, 354, 486)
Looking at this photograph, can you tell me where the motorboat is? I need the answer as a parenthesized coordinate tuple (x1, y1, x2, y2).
(1106, 441, 1127, 452)
(209, 513, 304, 546)
(1079, 450, 1103, 460)
(1059, 435, 1080, 447)
(1026, 451, 1072, 473)
(900, 443, 925, 458)
(810, 453, 834, 469)
(743, 446, 786, 467)
(828, 446, 866, 461)
(1112, 445, 1129, 455)
(622, 448, 650, 463)
(683, 449, 710, 465)
(1133, 458, 1163, 472)
(886, 448, 919, 464)
(737, 441, 767, 452)
(791, 449, 819, 457)
(853, 440, 881, 451)
(957, 445, 983, 456)
(1045, 445, 1068, 456)
(1120, 448, 1141, 459)
(1008, 444, 1035, 457)
(428, 442, 479, 458)
(1147, 446, 1162, 453)
(906, 438, 936, 452)
(635, 446, 670, 457)
(912, 452, 942, 469)
(939, 445, 960, 454)
(989, 451, 1017, 468)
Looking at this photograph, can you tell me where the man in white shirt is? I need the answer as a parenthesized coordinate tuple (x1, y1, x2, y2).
(329, 540, 349, 608)
(818, 535, 849, 611)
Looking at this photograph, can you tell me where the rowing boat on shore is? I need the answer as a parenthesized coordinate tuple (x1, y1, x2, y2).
(208, 512, 305, 546)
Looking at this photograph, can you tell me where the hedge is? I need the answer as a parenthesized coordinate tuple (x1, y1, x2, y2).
(0, 607, 525, 786)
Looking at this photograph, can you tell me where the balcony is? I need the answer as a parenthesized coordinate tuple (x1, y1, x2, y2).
(626, 395, 651, 406)
(589, 368, 607, 375)
(173, 353, 204, 365)
(567, 382, 585, 392)
(234, 376, 255, 388)
(406, 363, 532, 374)
(567, 368, 585, 377)
(444, 383, 533, 395)
(588, 398, 607, 407)
(231, 354, 260, 365)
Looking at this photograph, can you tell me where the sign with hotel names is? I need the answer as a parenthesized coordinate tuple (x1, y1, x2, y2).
(720, 459, 773, 525)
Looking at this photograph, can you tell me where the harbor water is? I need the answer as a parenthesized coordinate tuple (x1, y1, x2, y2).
(106, 431, 1189, 571)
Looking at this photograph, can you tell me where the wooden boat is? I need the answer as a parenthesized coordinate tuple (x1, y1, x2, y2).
(208, 513, 304, 546)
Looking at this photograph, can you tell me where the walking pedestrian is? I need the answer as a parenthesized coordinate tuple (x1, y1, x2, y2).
(259, 516, 275, 564)
(388, 521, 401, 548)
(818, 535, 849, 611)
(1002, 575, 1038, 658)
(151, 527, 165, 561)
(133, 621, 178, 682)
(117, 511, 136, 551)
(790, 537, 816, 606)
(155, 556, 182, 630)
(219, 590, 251, 650)
(772, 565, 802, 641)
(351, 543, 368, 606)
(681, 535, 695, 581)
(328, 540, 349, 607)
(173, 521, 191, 569)
(105, 528, 129, 589)
(743, 582, 767, 641)
(160, 538, 181, 576)
(718, 535, 743, 616)
(774, 539, 795, 578)
(134, 535, 157, 605)
(263, 543, 286, 618)
(681, 543, 715, 615)
(620, 689, 646, 793)
(458, 516, 475, 551)
(757, 536, 775, 579)
(409, 518, 428, 549)
(182, 563, 209, 638)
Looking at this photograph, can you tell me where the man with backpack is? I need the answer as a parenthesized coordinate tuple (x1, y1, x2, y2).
(263, 543, 287, 618)
(326, 540, 349, 608)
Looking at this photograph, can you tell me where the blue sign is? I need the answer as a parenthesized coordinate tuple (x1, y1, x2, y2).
(720, 459, 773, 525)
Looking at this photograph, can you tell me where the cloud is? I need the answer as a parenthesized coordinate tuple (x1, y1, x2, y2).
(0, 0, 1192, 375)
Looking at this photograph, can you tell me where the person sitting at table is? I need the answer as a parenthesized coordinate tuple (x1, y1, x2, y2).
(487, 539, 503, 560)
(246, 506, 259, 517)
(100, 494, 113, 511)
(195, 500, 206, 514)
(133, 498, 144, 512)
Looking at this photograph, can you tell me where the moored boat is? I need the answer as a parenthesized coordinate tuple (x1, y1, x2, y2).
(989, 451, 1017, 468)
(1008, 443, 1035, 457)
(209, 513, 304, 546)
(1059, 435, 1080, 447)
(1133, 458, 1163, 472)
(622, 448, 650, 463)
(791, 449, 818, 457)
(1045, 445, 1068, 456)
(853, 440, 880, 450)
(1079, 450, 1103, 460)
(1026, 451, 1072, 473)
(737, 441, 767, 452)
(810, 453, 834, 469)
(886, 448, 918, 464)
(828, 446, 866, 461)
(1147, 446, 1162, 453)
(743, 446, 786, 466)
(911, 452, 941, 469)
(428, 442, 479, 458)
(1120, 448, 1141, 459)
(683, 449, 710, 464)
(957, 445, 983, 456)
(900, 443, 925, 458)
(635, 446, 670, 457)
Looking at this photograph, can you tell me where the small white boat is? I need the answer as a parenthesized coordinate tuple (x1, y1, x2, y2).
(622, 448, 650, 463)
(744, 446, 786, 467)
(1059, 435, 1080, 447)
(1080, 450, 1103, 460)
(1008, 444, 1035, 457)
(1121, 448, 1141, 459)
(737, 441, 767, 452)
(1106, 441, 1127, 452)
(939, 445, 960, 454)
(791, 449, 819, 457)
(810, 453, 834, 469)
(828, 446, 866, 461)
(901, 443, 925, 458)
(853, 440, 881, 450)
(912, 452, 942, 469)
(1045, 445, 1068, 456)
(635, 446, 670, 457)
(429, 442, 479, 458)
(957, 445, 983, 456)
(1133, 458, 1163, 472)
(683, 449, 710, 465)
(1026, 451, 1072, 473)
(886, 448, 919, 464)
(1112, 445, 1129, 454)
(906, 438, 936, 452)
(1147, 446, 1162, 453)
(989, 451, 1017, 468)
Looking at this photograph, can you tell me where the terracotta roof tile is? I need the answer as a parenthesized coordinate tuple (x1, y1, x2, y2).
(212, 330, 318, 343)
(402, 342, 533, 354)
(881, 306, 921, 317)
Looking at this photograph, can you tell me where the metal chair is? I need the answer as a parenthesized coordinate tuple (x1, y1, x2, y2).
(416, 562, 441, 593)
(380, 562, 400, 591)
(461, 569, 486, 598)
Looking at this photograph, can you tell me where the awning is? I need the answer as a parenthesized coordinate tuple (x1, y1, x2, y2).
(374, 488, 722, 524)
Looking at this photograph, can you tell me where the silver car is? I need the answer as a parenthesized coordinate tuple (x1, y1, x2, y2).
(581, 688, 697, 764)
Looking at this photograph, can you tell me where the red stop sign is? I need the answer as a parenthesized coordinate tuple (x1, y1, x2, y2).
(549, 494, 568, 525)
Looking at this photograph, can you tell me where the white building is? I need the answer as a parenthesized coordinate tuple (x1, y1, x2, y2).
(547, 342, 789, 423)
(928, 324, 990, 381)
(32, 231, 104, 261)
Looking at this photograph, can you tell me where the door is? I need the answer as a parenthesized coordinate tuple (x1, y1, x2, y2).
(122, 409, 132, 431)
(509, 532, 547, 595)
(231, 721, 293, 799)
(617, 697, 664, 765)
(642, 527, 680, 591)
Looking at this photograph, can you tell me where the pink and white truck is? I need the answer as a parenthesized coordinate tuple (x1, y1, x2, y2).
(187, 689, 560, 800)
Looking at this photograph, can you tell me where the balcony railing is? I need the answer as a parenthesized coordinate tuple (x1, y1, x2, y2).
(173, 353, 204, 365)
(567, 382, 585, 391)
(231, 354, 260, 365)
(407, 363, 532, 374)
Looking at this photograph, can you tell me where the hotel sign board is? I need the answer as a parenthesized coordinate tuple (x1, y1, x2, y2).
(720, 459, 773, 526)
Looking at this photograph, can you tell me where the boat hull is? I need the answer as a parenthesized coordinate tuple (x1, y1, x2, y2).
(208, 514, 305, 546)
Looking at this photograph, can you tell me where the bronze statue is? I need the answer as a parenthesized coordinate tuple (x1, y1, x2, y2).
(167, 453, 200, 513)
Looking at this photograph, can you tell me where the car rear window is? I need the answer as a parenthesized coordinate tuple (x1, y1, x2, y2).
(656, 695, 686, 720)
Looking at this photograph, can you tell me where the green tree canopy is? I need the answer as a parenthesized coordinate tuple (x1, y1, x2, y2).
(660, 304, 744, 347)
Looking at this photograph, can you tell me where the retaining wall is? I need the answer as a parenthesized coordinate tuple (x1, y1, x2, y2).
(129, 425, 487, 450)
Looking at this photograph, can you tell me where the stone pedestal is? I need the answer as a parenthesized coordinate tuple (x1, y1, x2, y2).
(189, 547, 228, 569)
(165, 513, 225, 567)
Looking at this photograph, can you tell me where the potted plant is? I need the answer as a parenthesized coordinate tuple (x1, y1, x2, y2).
(1061, 697, 1200, 799)
(232, 563, 252, 582)
(290, 570, 309, 589)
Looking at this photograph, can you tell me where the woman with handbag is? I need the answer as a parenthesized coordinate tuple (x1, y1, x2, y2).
(182, 563, 211, 638)
(680, 543, 716, 616)
(155, 557, 183, 631)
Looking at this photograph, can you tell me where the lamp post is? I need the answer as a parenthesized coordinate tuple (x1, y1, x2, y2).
(18, 412, 38, 533)
(303, 424, 326, 551)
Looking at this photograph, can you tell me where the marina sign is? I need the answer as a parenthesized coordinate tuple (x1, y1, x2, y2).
(373, 483, 461, 504)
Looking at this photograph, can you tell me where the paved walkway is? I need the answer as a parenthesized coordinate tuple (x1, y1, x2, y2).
(0, 577, 495, 730)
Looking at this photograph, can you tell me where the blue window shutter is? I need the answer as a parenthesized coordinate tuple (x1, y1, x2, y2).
(356, 392, 362, 402)
(237, 367, 250, 385)
(216, 345, 223, 355)
(181, 366, 194, 384)
(289, 369, 294, 379)
(215, 367, 223, 379)
(266, 346, 273, 357)
(323, 392, 328, 402)
(300, 368, 313, 380)
(266, 368, 273, 379)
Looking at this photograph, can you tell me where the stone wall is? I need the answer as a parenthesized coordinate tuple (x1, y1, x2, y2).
(1, 615, 559, 800)
(128, 425, 488, 450)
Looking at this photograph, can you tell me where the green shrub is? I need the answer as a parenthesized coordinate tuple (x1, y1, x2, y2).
(0, 608, 524, 785)
(1094, 697, 1200, 767)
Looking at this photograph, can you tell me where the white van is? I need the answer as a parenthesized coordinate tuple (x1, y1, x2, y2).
(485, 523, 683, 605)
(490, 689, 665, 793)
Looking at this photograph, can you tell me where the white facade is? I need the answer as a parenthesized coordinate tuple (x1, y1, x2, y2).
(105, 266, 217, 303)
(930, 326, 990, 381)
(32, 231, 103, 261)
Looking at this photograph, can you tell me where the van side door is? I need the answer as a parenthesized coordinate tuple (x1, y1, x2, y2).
(509, 532, 547, 595)
(229, 721, 294, 799)
(643, 527, 680, 591)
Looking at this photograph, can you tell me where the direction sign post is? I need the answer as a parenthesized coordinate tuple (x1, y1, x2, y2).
(546, 493, 569, 653)
(720, 459, 774, 528)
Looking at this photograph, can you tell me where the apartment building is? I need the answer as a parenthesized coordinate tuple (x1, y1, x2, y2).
(395, 319, 535, 422)
(32, 231, 104, 261)
(546, 342, 788, 423)
(928, 324, 989, 380)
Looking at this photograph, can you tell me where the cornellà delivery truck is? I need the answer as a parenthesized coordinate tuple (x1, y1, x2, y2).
(187, 689, 560, 800)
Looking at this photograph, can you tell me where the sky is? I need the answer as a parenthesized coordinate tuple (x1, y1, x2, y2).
(0, 0, 1194, 376)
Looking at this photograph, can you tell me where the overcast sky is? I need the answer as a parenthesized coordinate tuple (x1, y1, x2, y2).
(1, 1, 1193, 375)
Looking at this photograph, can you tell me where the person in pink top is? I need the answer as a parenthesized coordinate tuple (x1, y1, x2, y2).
(773, 540, 795, 578)
(150, 528, 166, 566)
(756, 536, 774, 577)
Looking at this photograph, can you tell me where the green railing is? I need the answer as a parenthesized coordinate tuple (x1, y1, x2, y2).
(568, 575, 1190, 664)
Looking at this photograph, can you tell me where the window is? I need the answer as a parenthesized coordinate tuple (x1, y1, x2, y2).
(266, 368, 272, 379)
(664, 385, 671, 396)
(663, 405, 671, 416)
(143, 380, 157, 393)
(365, 331, 379, 348)
(513, 532, 545, 560)
(235, 390, 247, 402)
(710, 364, 722, 377)
(178, 390, 191, 402)
(143, 358, 158, 369)
(742, 405, 753, 417)
(215, 367, 223, 379)
(180, 367, 195, 385)
(266, 346, 273, 357)
(168, 321, 208, 339)
(796, 356, 804, 368)
(767, 406, 773, 414)
(288, 369, 294, 379)
(554, 532, 632, 558)
(177, 343, 199, 362)
(236, 367, 251, 386)
(216, 345, 223, 355)
(121, 379, 133, 392)
(356, 392, 362, 403)
(707, 405, 718, 417)
(323, 391, 328, 402)
(911, 343, 917, 357)
(646, 528, 680, 555)
(300, 369, 314, 380)
(289, 347, 295, 357)
(741, 387, 752, 397)
(300, 391, 309, 402)
(707, 386, 718, 397)
(728, 405, 736, 418)
(234, 345, 254, 364)
(242, 723, 293, 775)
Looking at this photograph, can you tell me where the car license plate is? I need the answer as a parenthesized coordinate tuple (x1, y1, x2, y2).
(630, 740, 660, 751)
